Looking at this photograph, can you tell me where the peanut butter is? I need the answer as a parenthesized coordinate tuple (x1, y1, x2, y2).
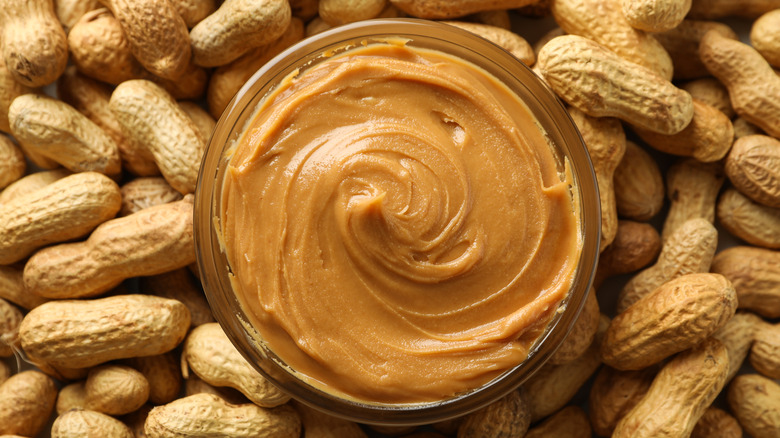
(220, 41, 583, 404)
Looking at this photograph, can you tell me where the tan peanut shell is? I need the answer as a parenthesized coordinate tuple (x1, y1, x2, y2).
(588, 365, 656, 437)
(124, 352, 182, 405)
(58, 66, 159, 176)
(170, 0, 216, 28)
(457, 389, 531, 437)
(23, 194, 194, 298)
(305, 16, 331, 37)
(682, 77, 735, 118)
(713, 311, 764, 382)
(56, 382, 87, 414)
(0, 171, 121, 265)
(711, 246, 780, 318)
(620, 0, 691, 32)
(549, 0, 673, 79)
(751, 9, 780, 68)
(654, 19, 738, 80)
(51, 408, 134, 438)
(144, 393, 302, 438)
(19, 294, 190, 369)
(190, 0, 291, 67)
(120, 177, 183, 216)
(691, 407, 743, 438)
(593, 220, 661, 289)
(549, 287, 599, 365)
(633, 99, 734, 163)
(110, 80, 204, 194)
(319, 0, 387, 25)
(617, 218, 717, 313)
(734, 116, 765, 139)
(726, 135, 780, 208)
(661, 158, 725, 241)
(750, 322, 780, 379)
(84, 365, 150, 415)
(0, 298, 22, 357)
(0, 57, 35, 134)
(183, 323, 290, 408)
(469, 9, 512, 29)
(537, 34, 692, 135)
(444, 21, 535, 65)
(717, 188, 780, 249)
(612, 338, 729, 438)
(0, 137, 24, 190)
(0, 370, 57, 436)
(688, 0, 780, 19)
(602, 273, 737, 370)
(139, 268, 214, 327)
(208, 18, 305, 118)
(98, 0, 191, 80)
(700, 30, 780, 138)
(613, 141, 664, 222)
(55, 0, 100, 33)
(0, 0, 68, 87)
(178, 101, 216, 142)
(567, 108, 625, 249)
(0, 168, 70, 206)
(524, 405, 591, 438)
(184, 373, 249, 405)
(292, 400, 367, 438)
(389, 0, 539, 19)
(728, 374, 780, 438)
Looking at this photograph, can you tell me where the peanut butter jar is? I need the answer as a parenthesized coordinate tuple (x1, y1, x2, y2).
(194, 18, 600, 425)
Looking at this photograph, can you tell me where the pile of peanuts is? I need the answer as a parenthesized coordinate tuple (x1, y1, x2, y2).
(0, 0, 779, 437)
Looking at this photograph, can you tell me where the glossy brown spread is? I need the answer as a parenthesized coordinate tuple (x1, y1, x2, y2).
(220, 42, 582, 404)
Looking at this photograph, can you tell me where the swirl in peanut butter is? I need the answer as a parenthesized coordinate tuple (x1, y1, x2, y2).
(221, 43, 582, 403)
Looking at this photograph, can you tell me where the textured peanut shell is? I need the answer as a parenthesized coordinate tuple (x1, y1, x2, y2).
(84, 365, 150, 416)
(144, 393, 301, 438)
(178, 101, 216, 142)
(750, 322, 780, 379)
(717, 188, 780, 249)
(0, 168, 71, 206)
(0, 0, 68, 87)
(728, 374, 780, 438)
(0, 265, 47, 311)
(603, 273, 737, 370)
(0, 298, 21, 357)
(654, 19, 738, 80)
(184, 374, 249, 405)
(0, 136, 24, 190)
(319, 0, 386, 25)
(56, 382, 87, 414)
(524, 405, 591, 438)
(292, 400, 367, 438)
(457, 389, 531, 437)
(661, 158, 725, 241)
(140, 268, 214, 327)
(549, 287, 599, 365)
(688, 0, 780, 19)
(19, 294, 190, 369)
(612, 338, 729, 438)
(469, 9, 512, 29)
(713, 311, 764, 382)
(443, 21, 535, 65)
(700, 30, 780, 138)
(120, 177, 183, 217)
(55, 0, 101, 32)
(23, 196, 195, 298)
(9, 93, 121, 176)
(726, 135, 780, 208)
(124, 352, 182, 405)
(593, 220, 661, 289)
(0, 57, 35, 134)
(617, 218, 717, 313)
(0, 171, 121, 265)
(190, 0, 291, 67)
(613, 141, 664, 221)
(0, 370, 57, 436)
(633, 99, 734, 163)
(51, 408, 134, 438)
(733, 117, 765, 139)
(682, 77, 735, 118)
(110, 80, 204, 194)
(549, 0, 673, 79)
(691, 407, 743, 438)
(98, 0, 190, 80)
(389, 0, 539, 19)
(711, 246, 780, 318)
(170, 0, 216, 28)
(537, 34, 692, 135)
(183, 323, 290, 408)
(751, 9, 780, 68)
(588, 365, 656, 437)
(208, 18, 305, 118)
(620, 0, 691, 32)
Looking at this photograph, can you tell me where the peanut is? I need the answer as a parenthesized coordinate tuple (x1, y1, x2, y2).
(304, 16, 332, 37)
(612, 338, 729, 438)
(290, 0, 320, 21)
(0, 56, 35, 134)
(728, 373, 780, 438)
(119, 177, 183, 217)
(0, 168, 71, 205)
(726, 134, 780, 208)
(0, 370, 57, 436)
(688, 0, 780, 19)
(139, 268, 214, 327)
(613, 141, 664, 221)
(83, 364, 150, 415)
(549, 287, 600, 365)
(0, 136, 24, 190)
(51, 408, 134, 438)
(98, 0, 191, 80)
(56, 381, 87, 414)
(123, 352, 183, 405)
(691, 407, 744, 438)
(0, 171, 121, 265)
(633, 98, 734, 163)
(319, 0, 387, 25)
(292, 400, 367, 438)
(661, 158, 725, 241)
(0, 361, 9, 385)
(536, 34, 693, 135)
(469, 9, 512, 29)
(750, 322, 780, 379)
(144, 393, 301, 438)
(19, 294, 190, 369)
(700, 29, 780, 138)
(170, 0, 216, 28)
(588, 365, 656, 436)
(120, 404, 152, 438)
(110, 80, 204, 194)
(751, 9, 780, 68)
(9, 94, 122, 177)
(617, 218, 717, 312)
(456, 389, 531, 437)
(713, 311, 764, 382)
(389, 0, 540, 19)
(0, 0, 68, 87)
(444, 22, 535, 65)
(654, 19, 738, 80)
(178, 100, 216, 141)
(524, 405, 591, 438)
(0, 298, 21, 357)
(593, 220, 661, 289)
(717, 187, 780, 249)
(183, 323, 290, 408)
(603, 273, 736, 370)
(54, 0, 101, 33)
(549, 0, 673, 79)
(681, 77, 735, 118)
(733, 116, 765, 138)
(184, 373, 249, 405)
(711, 246, 780, 318)
(620, 0, 691, 32)
(0, 265, 47, 312)
(189, 0, 291, 67)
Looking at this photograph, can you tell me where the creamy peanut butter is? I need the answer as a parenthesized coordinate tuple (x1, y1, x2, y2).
(220, 41, 582, 404)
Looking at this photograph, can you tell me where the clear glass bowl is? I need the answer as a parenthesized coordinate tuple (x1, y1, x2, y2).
(194, 18, 600, 426)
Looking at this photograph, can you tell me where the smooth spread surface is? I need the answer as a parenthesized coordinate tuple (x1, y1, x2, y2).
(221, 43, 582, 403)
